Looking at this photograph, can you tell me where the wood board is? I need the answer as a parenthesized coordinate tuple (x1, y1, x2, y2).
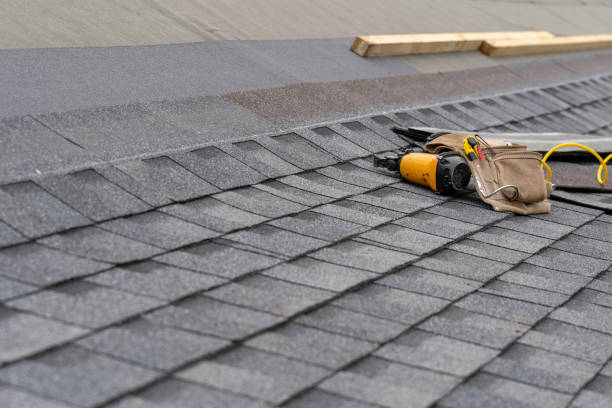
(480, 34, 612, 56)
(351, 31, 555, 57)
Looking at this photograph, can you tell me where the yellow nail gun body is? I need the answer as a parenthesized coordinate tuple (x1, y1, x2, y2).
(373, 127, 472, 195)
(374, 151, 471, 195)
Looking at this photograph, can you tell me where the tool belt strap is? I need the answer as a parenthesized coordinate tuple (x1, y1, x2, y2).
(426, 133, 553, 215)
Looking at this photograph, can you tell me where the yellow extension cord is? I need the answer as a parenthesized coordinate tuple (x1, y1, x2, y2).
(541, 143, 612, 185)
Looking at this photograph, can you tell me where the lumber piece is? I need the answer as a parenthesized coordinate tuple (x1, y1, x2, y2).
(351, 31, 555, 57)
(481, 34, 612, 56)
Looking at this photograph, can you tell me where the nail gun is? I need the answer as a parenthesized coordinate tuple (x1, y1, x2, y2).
(372, 127, 471, 195)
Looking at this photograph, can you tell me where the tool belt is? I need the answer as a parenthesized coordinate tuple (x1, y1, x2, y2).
(426, 133, 553, 215)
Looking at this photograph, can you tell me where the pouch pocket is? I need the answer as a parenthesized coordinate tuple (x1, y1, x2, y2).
(492, 150, 548, 203)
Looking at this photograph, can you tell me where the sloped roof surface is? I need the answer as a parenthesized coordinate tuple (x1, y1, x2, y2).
(1, 43, 612, 407)
(4, 0, 612, 49)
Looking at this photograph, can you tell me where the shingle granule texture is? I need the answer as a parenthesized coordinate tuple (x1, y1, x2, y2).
(2, 54, 612, 408)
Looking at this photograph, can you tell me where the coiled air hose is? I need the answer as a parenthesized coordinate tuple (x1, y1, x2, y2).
(541, 143, 612, 185)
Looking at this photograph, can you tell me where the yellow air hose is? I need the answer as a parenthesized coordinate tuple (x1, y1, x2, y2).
(541, 143, 612, 185)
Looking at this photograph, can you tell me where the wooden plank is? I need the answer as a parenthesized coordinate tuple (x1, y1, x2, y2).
(480, 34, 612, 56)
(351, 31, 555, 57)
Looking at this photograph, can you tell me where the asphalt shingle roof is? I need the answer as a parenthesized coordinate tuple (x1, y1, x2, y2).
(2, 52, 612, 408)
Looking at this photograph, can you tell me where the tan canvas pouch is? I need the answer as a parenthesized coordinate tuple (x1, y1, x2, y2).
(426, 133, 552, 214)
(491, 149, 549, 203)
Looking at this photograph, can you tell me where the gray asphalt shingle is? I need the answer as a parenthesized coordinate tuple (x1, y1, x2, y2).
(0, 307, 87, 365)
(320, 356, 460, 408)
(588, 269, 612, 291)
(301, 127, 370, 160)
(531, 205, 597, 227)
(160, 196, 267, 233)
(86, 261, 226, 301)
(312, 199, 404, 227)
(215, 186, 307, 218)
(358, 224, 450, 255)
(385, 180, 448, 202)
(418, 306, 528, 349)
(552, 234, 612, 261)
(361, 117, 404, 145)
(449, 239, 529, 264)
(225, 225, 328, 257)
(110, 379, 268, 408)
(333, 284, 448, 325)
(435, 103, 487, 130)
(145, 95, 276, 141)
(280, 172, 366, 198)
(574, 220, 612, 242)
(483, 344, 599, 394)
(496, 216, 575, 240)
(414, 249, 512, 282)
(37, 170, 150, 222)
(270, 211, 369, 241)
(0, 385, 73, 408)
(519, 318, 612, 364)
(575, 288, 612, 309)
(155, 240, 280, 279)
(95, 164, 173, 208)
(207, 274, 334, 316)
(456, 100, 505, 127)
(254, 179, 333, 207)
(378, 266, 480, 301)
(551, 298, 612, 335)
(585, 372, 612, 398)
(0, 115, 94, 182)
(4, 50, 612, 408)
(393, 212, 480, 239)
(525, 248, 611, 277)
(470, 226, 553, 253)
(146, 296, 282, 340)
(572, 388, 612, 408)
(176, 346, 329, 404)
(7, 281, 163, 329)
(473, 97, 519, 123)
(375, 329, 498, 377)
(39, 226, 164, 263)
(258, 133, 337, 170)
(246, 323, 376, 369)
(0, 220, 26, 248)
(36, 103, 202, 159)
(331, 121, 398, 153)
(0, 345, 159, 407)
(0, 181, 89, 238)
(317, 162, 396, 190)
(296, 304, 406, 343)
(77, 318, 230, 371)
(0, 276, 36, 301)
(0, 242, 109, 285)
(440, 372, 572, 408)
(498, 263, 590, 295)
(403, 107, 461, 129)
(284, 389, 377, 408)
(220, 140, 301, 179)
(426, 201, 509, 225)
(350, 186, 439, 214)
(98, 211, 218, 250)
(479, 280, 568, 307)
(551, 199, 603, 216)
(455, 292, 552, 325)
(310, 239, 417, 274)
(115, 156, 220, 202)
(264, 257, 376, 292)
(171, 146, 266, 190)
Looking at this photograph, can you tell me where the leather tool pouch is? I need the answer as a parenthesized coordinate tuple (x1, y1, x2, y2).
(491, 149, 548, 203)
(426, 133, 553, 215)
